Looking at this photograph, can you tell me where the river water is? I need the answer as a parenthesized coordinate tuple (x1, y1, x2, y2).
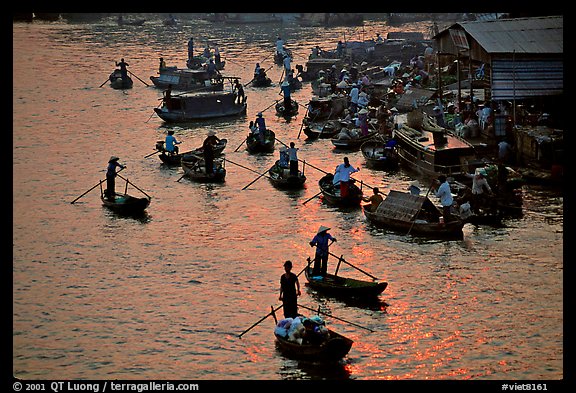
(12, 14, 564, 382)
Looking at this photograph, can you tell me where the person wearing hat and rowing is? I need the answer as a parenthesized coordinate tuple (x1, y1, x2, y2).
(255, 112, 266, 143)
(309, 226, 337, 277)
(280, 80, 292, 113)
(202, 130, 221, 176)
(105, 156, 126, 200)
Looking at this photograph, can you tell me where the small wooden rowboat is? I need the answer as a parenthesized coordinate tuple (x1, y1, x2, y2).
(304, 265, 387, 299)
(267, 160, 306, 189)
(331, 130, 378, 150)
(271, 310, 353, 362)
(318, 173, 363, 207)
(109, 69, 133, 89)
(181, 157, 226, 183)
(360, 139, 399, 170)
(155, 138, 227, 166)
(274, 327, 353, 362)
(246, 129, 276, 154)
(101, 193, 150, 215)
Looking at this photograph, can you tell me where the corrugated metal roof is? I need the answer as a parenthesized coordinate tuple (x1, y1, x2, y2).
(446, 16, 563, 54)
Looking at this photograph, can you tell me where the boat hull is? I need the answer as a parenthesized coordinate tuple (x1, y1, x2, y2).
(274, 329, 353, 362)
(154, 92, 247, 122)
(318, 174, 363, 207)
(304, 267, 387, 299)
(101, 194, 150, 215)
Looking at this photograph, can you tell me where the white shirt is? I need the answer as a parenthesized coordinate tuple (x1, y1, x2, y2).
(333, 163, 359, 185)
(435, 181, 453, 207)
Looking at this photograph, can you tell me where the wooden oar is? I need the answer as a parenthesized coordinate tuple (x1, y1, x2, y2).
(144, 149, 160, 159)
(116, 173, 152, 199)
(222, 158, 266, 177)
(302, 189, 323, 205)
(296, 107, 310, 139)
(242, 168, 269, 190)
(327, 251, 379, 281)
(238, 304, 284, 338)
(233, 137, 248, 152)
(298, 304, 374, 332)
(298, 160, 329, 175)
(99, 78, 109, 88)
(70, 167, 126, 204)
(70, 179, 105, 204)
(128, 70, 149, 87)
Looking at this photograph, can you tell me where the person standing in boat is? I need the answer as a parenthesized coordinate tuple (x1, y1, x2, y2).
(255, 112, 267, 143)
(158, 57, 167, 72)
(287, 142, 299, 176)
(434, 175, 455, 222)
(187, 37, 194, 63)
(202, 130, 220, 176)
(233, 78, 245, 104)
(105, 156, 126, 200)
(115, 58, 129, 80)
(333, 157, 359, 197)
(214, 45, 221, 66)
(279, 260, 301, 319)
(164, 130, 181, 155)
(280, 81, 292, 113)
(276, 36, 285, 57)
(309, 226, 337, 277)
(163, 84, 173, 110)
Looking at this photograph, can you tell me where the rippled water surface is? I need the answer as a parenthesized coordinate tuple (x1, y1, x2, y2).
(13, 14, 564, 382)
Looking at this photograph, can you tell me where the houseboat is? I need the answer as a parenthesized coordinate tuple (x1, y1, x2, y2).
(154, 90, 247, 122)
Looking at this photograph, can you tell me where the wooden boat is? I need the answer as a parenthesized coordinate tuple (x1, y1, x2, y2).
(304, 95, 348, 122)
(155, 138, 227, 166)
(274, 48, 293, 65)
(251, 73, 272, 87)
(318, 174, 363, 207)
(360, 139, 399, 170)
(267, 160, 306, 189)
(101, 193, 150, 215)
(303, 120, 342, 140)
(109, 69, 133, 89)
(150, 68, 224, 91)
(304, 264, 387, 299)
(154, 91, 247, 122)
(331, 130, 379, 150)
(394, 110, 477, 178)
(363, 190, 464, 239)
(275, 99, 299, 118)
(272, 313, 353, 362)
(181, 156, 226, 183)
(246, 129, 276, 154)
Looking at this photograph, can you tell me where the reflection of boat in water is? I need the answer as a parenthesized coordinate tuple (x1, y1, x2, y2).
(154, 90, 247, 122)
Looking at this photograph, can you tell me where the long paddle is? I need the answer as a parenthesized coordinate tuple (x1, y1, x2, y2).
(70, 166, 126, 204)
(327, 251, 379, 281)
(128, 70, 149, 87)
(296, 106, 310, 139)
(70, 179, 104, 204)
(298, 304, 374, 332)
(144, 149, 160, 159)
(116, 173, 152, 199)
(302, 189, 324, 205)
(99, 78, 109, 88)
(238, 304, 284, 338)
(242, 168, 269, 190)
(233, 136, 248, 152)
